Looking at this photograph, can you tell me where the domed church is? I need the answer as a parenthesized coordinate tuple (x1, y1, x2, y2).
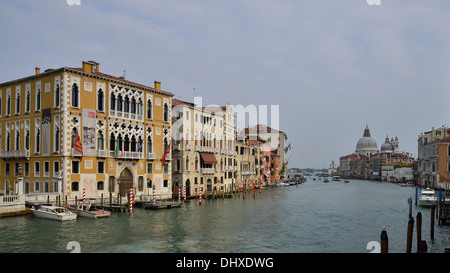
(380, 135, 399, 154)
(355, 125, 378, 157)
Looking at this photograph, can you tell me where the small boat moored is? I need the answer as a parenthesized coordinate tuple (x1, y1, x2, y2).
(418, 188, 438, 207)
(30, 204, 77, 221)
(75, 203, 111, 218)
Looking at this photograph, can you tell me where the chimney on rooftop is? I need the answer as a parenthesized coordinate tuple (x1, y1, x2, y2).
(154, 81, 161, 90)
(35, 67, 40, 75)
(82, 60, 100, 73)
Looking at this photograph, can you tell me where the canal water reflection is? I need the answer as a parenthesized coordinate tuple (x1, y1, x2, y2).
(0, 179, 448, 253)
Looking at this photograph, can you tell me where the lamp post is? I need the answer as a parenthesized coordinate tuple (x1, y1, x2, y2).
(16, 164, 24, 196)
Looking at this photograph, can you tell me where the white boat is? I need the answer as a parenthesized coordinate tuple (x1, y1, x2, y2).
(30, 205, 77, 221)
(332, 176, 341, 181)
(76, 203, 111, 218)
(418, 188, 437, 207)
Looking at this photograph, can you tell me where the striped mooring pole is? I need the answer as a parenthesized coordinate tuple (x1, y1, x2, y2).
(153, 185, 156, 206)
(178, 188, 181, 203)
(199, 187, 202, 205)
(184, 185, 187, 202)
(83, 188, 86, 204)
(129, 189, 133, 213)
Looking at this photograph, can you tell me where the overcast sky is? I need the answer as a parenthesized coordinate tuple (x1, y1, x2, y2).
(1, 0, 450, 169)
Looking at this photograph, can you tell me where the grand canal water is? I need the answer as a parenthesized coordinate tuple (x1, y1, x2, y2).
(0, 178, 448, 253)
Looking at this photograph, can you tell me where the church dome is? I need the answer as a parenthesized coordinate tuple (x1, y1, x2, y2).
(380, 136, 394, 153)
(355, 125, 378, 156)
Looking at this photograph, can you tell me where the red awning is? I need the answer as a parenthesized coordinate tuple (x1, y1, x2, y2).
(200, 153, 218, 164)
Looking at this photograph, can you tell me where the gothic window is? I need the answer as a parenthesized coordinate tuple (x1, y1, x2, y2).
(147, 136, 153, 153)
(117, 95, 123, 112)
(71, 128, 77, 148)
(110, 93, 116, 111)
(109, 133, 116, 151)
(6, 131, 10, 151)
(6, 92, 11, 115)
(15, 125, 19, 150)
(35, 87, 41, 111)
(97, 88, 104, 111)
(131, 97, 136, 114)
(35, 129, 40, 154)
(147, 99, 152, 119)
(163, 103, 169, 122)
(54, 84, 60, 108)
(15, 88, 20, 114)
(26, 90, 31, 112)
(25, 129, 30, 150)
(124, 96, 130, 113)
(71, 83, 79, 108)
(98, 131, 104, 150)
(54, 120, 60, 153)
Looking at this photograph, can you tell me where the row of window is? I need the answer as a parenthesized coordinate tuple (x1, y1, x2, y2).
(0, 81, 60, 117)
(2, 117, 60, 154)
(1, 161, 60, 178)
(0, 160, 171, 178)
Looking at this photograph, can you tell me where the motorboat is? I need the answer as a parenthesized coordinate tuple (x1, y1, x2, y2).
(418, 188, 437, 207)
(76, 203, 111, 218)
(344, 180, 350, 184)
(30, 204, 77, 221)
(332, 176, 341, 181)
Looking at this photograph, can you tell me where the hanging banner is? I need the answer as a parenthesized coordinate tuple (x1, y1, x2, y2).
(82, 108, 96, 157)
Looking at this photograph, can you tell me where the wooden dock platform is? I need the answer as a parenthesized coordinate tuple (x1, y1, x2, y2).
(140, 200, 181, 210)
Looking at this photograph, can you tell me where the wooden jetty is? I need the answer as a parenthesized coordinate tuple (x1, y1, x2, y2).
(138, 200, 181, 210)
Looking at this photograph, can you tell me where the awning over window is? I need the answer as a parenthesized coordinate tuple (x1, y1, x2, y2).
(200, 152, 218, 164)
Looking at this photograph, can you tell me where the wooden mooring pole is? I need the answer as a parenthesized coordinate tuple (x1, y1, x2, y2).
(416, 212, 422, 250)
(406, 217, 414, 253)
(380, 227, 388, 253)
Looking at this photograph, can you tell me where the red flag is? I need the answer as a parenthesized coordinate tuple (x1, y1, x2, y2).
(73, 131, 83, 156)
(161, 141, 171, 167)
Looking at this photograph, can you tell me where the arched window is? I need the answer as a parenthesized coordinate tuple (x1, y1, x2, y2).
(117, 95, 123, 112)
(110, 93, 116, 111)
(147, 136, 153, 153)
(55, 84, 60, 108)
(98, 131, 104, 150)
(36, 88, 41, 111)
(131, 97, 136, 114)
(109, 133, 115, 151)
(176, 159, 181, 171)
(124, 96, 130, 113)
(71, 128, 77, 147)
(71, 84, 79, 108)
(186, 156, 189, 171)
(147, 99, 152, 119)
(97, 88, 104, 111)
(163, 103, 169, 122)
(26, 91, 31, 112)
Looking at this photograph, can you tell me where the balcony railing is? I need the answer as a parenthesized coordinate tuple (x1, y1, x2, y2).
(109, 151, 143, 159)
(201, 168, 215, 174)
(0, 150, 30, 158)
